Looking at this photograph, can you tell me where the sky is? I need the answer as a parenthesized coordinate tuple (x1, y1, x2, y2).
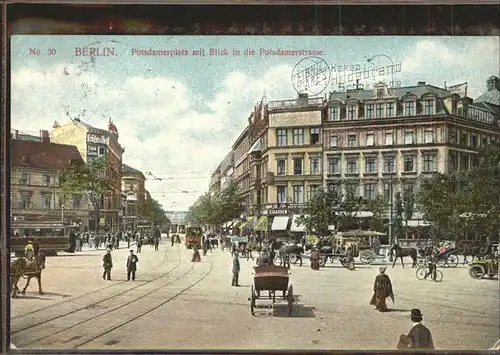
(10, 36, 499, 211)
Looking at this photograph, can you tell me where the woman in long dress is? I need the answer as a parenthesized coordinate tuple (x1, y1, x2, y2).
(310, 248, 320, 270)
(192, 247, 201, 262)
(369, 267, 394, 312)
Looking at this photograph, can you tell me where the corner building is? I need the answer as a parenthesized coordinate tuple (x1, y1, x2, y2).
(323, 78, 500, 200)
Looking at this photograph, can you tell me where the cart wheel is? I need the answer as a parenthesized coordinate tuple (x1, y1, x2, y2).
(250, 285, 256, 315)
(287, 284, 294, 316)
(318, 257, 326, 267)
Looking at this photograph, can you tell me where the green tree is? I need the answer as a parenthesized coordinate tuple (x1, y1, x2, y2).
(59, 156, 108, 234)
(297, 187, 342, 238)
(216, 182, 246, 225)
(393, 192, 404, 242)
(365, 196, 388, 232)
(144, 198, 171, 227)
(402, 186, 415, 238)
(337, 185, 366, 231)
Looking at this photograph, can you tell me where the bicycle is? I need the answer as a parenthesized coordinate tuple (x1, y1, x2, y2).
(416, 266, 443, 282)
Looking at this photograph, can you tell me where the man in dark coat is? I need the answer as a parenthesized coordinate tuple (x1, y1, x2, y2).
(310, 248, 320, 270)
(370, 266, 394, 312)
(126, 249, 139, 281)
(136, 235, 142, 253)
(398, 309, 434, 349)
(232, 251, 240, 287)
(102, 249, 113, 280)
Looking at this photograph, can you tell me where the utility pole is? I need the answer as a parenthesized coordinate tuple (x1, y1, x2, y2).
(388, 174, 394, 262)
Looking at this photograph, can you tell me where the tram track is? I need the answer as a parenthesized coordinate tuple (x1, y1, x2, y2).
(15, 261, 213, 349)
(11, 245, 182, 332)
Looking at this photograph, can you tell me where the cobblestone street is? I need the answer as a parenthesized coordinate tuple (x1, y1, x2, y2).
(10, 237, 499, 350)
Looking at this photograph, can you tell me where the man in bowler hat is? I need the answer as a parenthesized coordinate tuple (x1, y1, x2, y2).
(232, 251, 240, 287)
(126, 249, 139, 281)
(398, 309, 434, 349)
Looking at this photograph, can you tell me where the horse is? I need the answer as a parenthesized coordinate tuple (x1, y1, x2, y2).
(11, 252, 46, 298)
(389, 244, 417, 268)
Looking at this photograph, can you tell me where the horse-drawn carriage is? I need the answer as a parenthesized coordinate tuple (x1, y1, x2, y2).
(249, 264, 294, 316)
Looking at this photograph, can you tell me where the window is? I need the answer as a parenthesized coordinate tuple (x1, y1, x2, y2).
(348, 134, 357, 147)
(293, 128, 304, 145)
(423, 154, 436, 172)
(293, 185, 304, 203)
(424, 100, 434, 115)
(448, 153, 458, 172)
(376, 104, 384, 118)
(471, 135, 477, 148)
(384, 157, 395, 173)
(366, 104, 374, 119)
(460, 133, 468, 146)
(329, 134, 338, 148)
(460, 155, 469, 171)
(405, 131, 415, 144)
(383, 183, 391, 201)
(330, 106, 339, 121)
(471, 155, 479, 169)
(20, 192, 32, 209)
(20, 173, 30, 185)
(43, 175, 51, 186)
(425, 130, 434, 143)
(276, 129, 287, 146)
(386, 103, 395, 117)
(293, 158, 303, 175)
(310, 157, 321, 175)
(366, 133, 374, 146)
(365, 157, 376, 173)
(377, 88, 384, 99)
(404, 101, 415, 116)
(364, 184, 376, 200)
(346, 158, 358, 174)
(309, 185, 320, 200)
(277, 186, 287, 203)
(276, 159, 286, 175)
(347, 105, 357, 120)
(481, 136, 487, 147)
(328, 158, 340, 174)
(41, 193, 52, 209)
(98, 147, 106, 155)
(403, 183, 415, 196)
(449, 132, 456, 144)
(310, 127, 320, 145)
(404, 155, 415, 172)
(385, 132, 393, 145)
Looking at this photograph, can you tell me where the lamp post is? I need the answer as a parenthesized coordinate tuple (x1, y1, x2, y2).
(61, 204, 65, 223)
(388, 174, 394, 262)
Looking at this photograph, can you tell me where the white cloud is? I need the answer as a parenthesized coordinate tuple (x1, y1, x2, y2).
(11, 61, 295, 211)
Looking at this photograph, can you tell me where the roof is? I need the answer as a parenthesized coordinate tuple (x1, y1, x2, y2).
(329, 83, 449, 102)
(122, 163, 145, 179)
(474, 90, 500, 107)
(11, 140, 84, 170)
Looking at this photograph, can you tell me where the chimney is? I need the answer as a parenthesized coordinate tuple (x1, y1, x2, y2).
(417, 81, 426, 86)
(486, 76, 500, 91)
(40, 130, 50, 143)
(298, 93, 309, 105)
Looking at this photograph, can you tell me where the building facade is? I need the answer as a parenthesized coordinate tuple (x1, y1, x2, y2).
(323, 79, 500, 202)
(232, 126, 250, 212)
(209, 165, 221, 198)
(51, 120, 125, 231)
(219, 150, 235, 191)
(121, 164, 147, 230)
(10, 137, 90, 227)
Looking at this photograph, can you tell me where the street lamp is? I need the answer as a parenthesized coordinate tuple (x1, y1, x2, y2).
(388, 174, 394, 262)
(61, 204, 65, 223)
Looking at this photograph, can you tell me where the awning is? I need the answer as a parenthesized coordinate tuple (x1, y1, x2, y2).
(253, 216, 268, 231)
(231, 236, 248, 243)
(406, 220, 432, 227)
(290, 215, 307, 232)
(271, 216, 290, 231)
(233, 221, 242, 229)
(239, 216, 256, 230)
(248, 139, 263, 154)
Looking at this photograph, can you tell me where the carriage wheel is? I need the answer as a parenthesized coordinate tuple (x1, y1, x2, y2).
(318, 257, 326, 267)
(360, 251, 375, 265)
(446, 254, 459, 268)
(436, 258, 446, 268)
(250, 285, 256, 315)
(415, 267, 427, 280)
(287, 285, 294, 317)
(433, 270, 443, 282)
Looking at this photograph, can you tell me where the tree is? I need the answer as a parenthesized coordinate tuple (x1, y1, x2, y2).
(337, 185, 366, 231)
(297, 187, 342, 238)
(144, 198, 171, 227)
(59, 156, 108, 234)
(393, 192, 404, 242)
(402, 186, 415, 238)
(365, 196, 388, 232)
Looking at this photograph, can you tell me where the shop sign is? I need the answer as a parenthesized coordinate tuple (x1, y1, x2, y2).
(268, 209, 288, 216)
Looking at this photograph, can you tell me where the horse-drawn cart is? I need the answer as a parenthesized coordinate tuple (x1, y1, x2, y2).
(249, 265, 294, 316)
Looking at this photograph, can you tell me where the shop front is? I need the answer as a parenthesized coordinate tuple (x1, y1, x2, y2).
(254, 203, 305, 241)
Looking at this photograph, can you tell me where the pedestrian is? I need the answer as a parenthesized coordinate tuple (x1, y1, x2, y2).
(136, 235, 142, 253)
(232, 251, 240, 287)
(192, 247, 201, 262)
(102, 249, 113, 280)
(369, 266, 394, 312)
(345, 243, 356, 270)
(154, 236, 159, 251)
(372, 236, 381, 255)
(398, 309, 434, 349)
(126, 249, 139, 281)
(171, 234, 175, 247)
(310, 247, 320, 270)
(424, 254, 437, 280)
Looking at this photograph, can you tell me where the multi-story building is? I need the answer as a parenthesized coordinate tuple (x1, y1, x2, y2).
(209, 165, 221, 198)
(10, 135, 90, 227)
(121, 164, 146, 230)
(219, 151, 235, 192)
(232, 126, 250, 211)
(51, 120, 125, 231)
(323, 78, 500, 204)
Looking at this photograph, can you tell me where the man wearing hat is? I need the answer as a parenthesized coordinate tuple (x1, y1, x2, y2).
(102, 249, 113, 280)
(231, 251, 240, 287)
(126, 249, 139, 281)
(369, 266, 394, 312)
(398, 308, 434, 349)
(310, 247, 320, 271)
(24, 240, 34, 261)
